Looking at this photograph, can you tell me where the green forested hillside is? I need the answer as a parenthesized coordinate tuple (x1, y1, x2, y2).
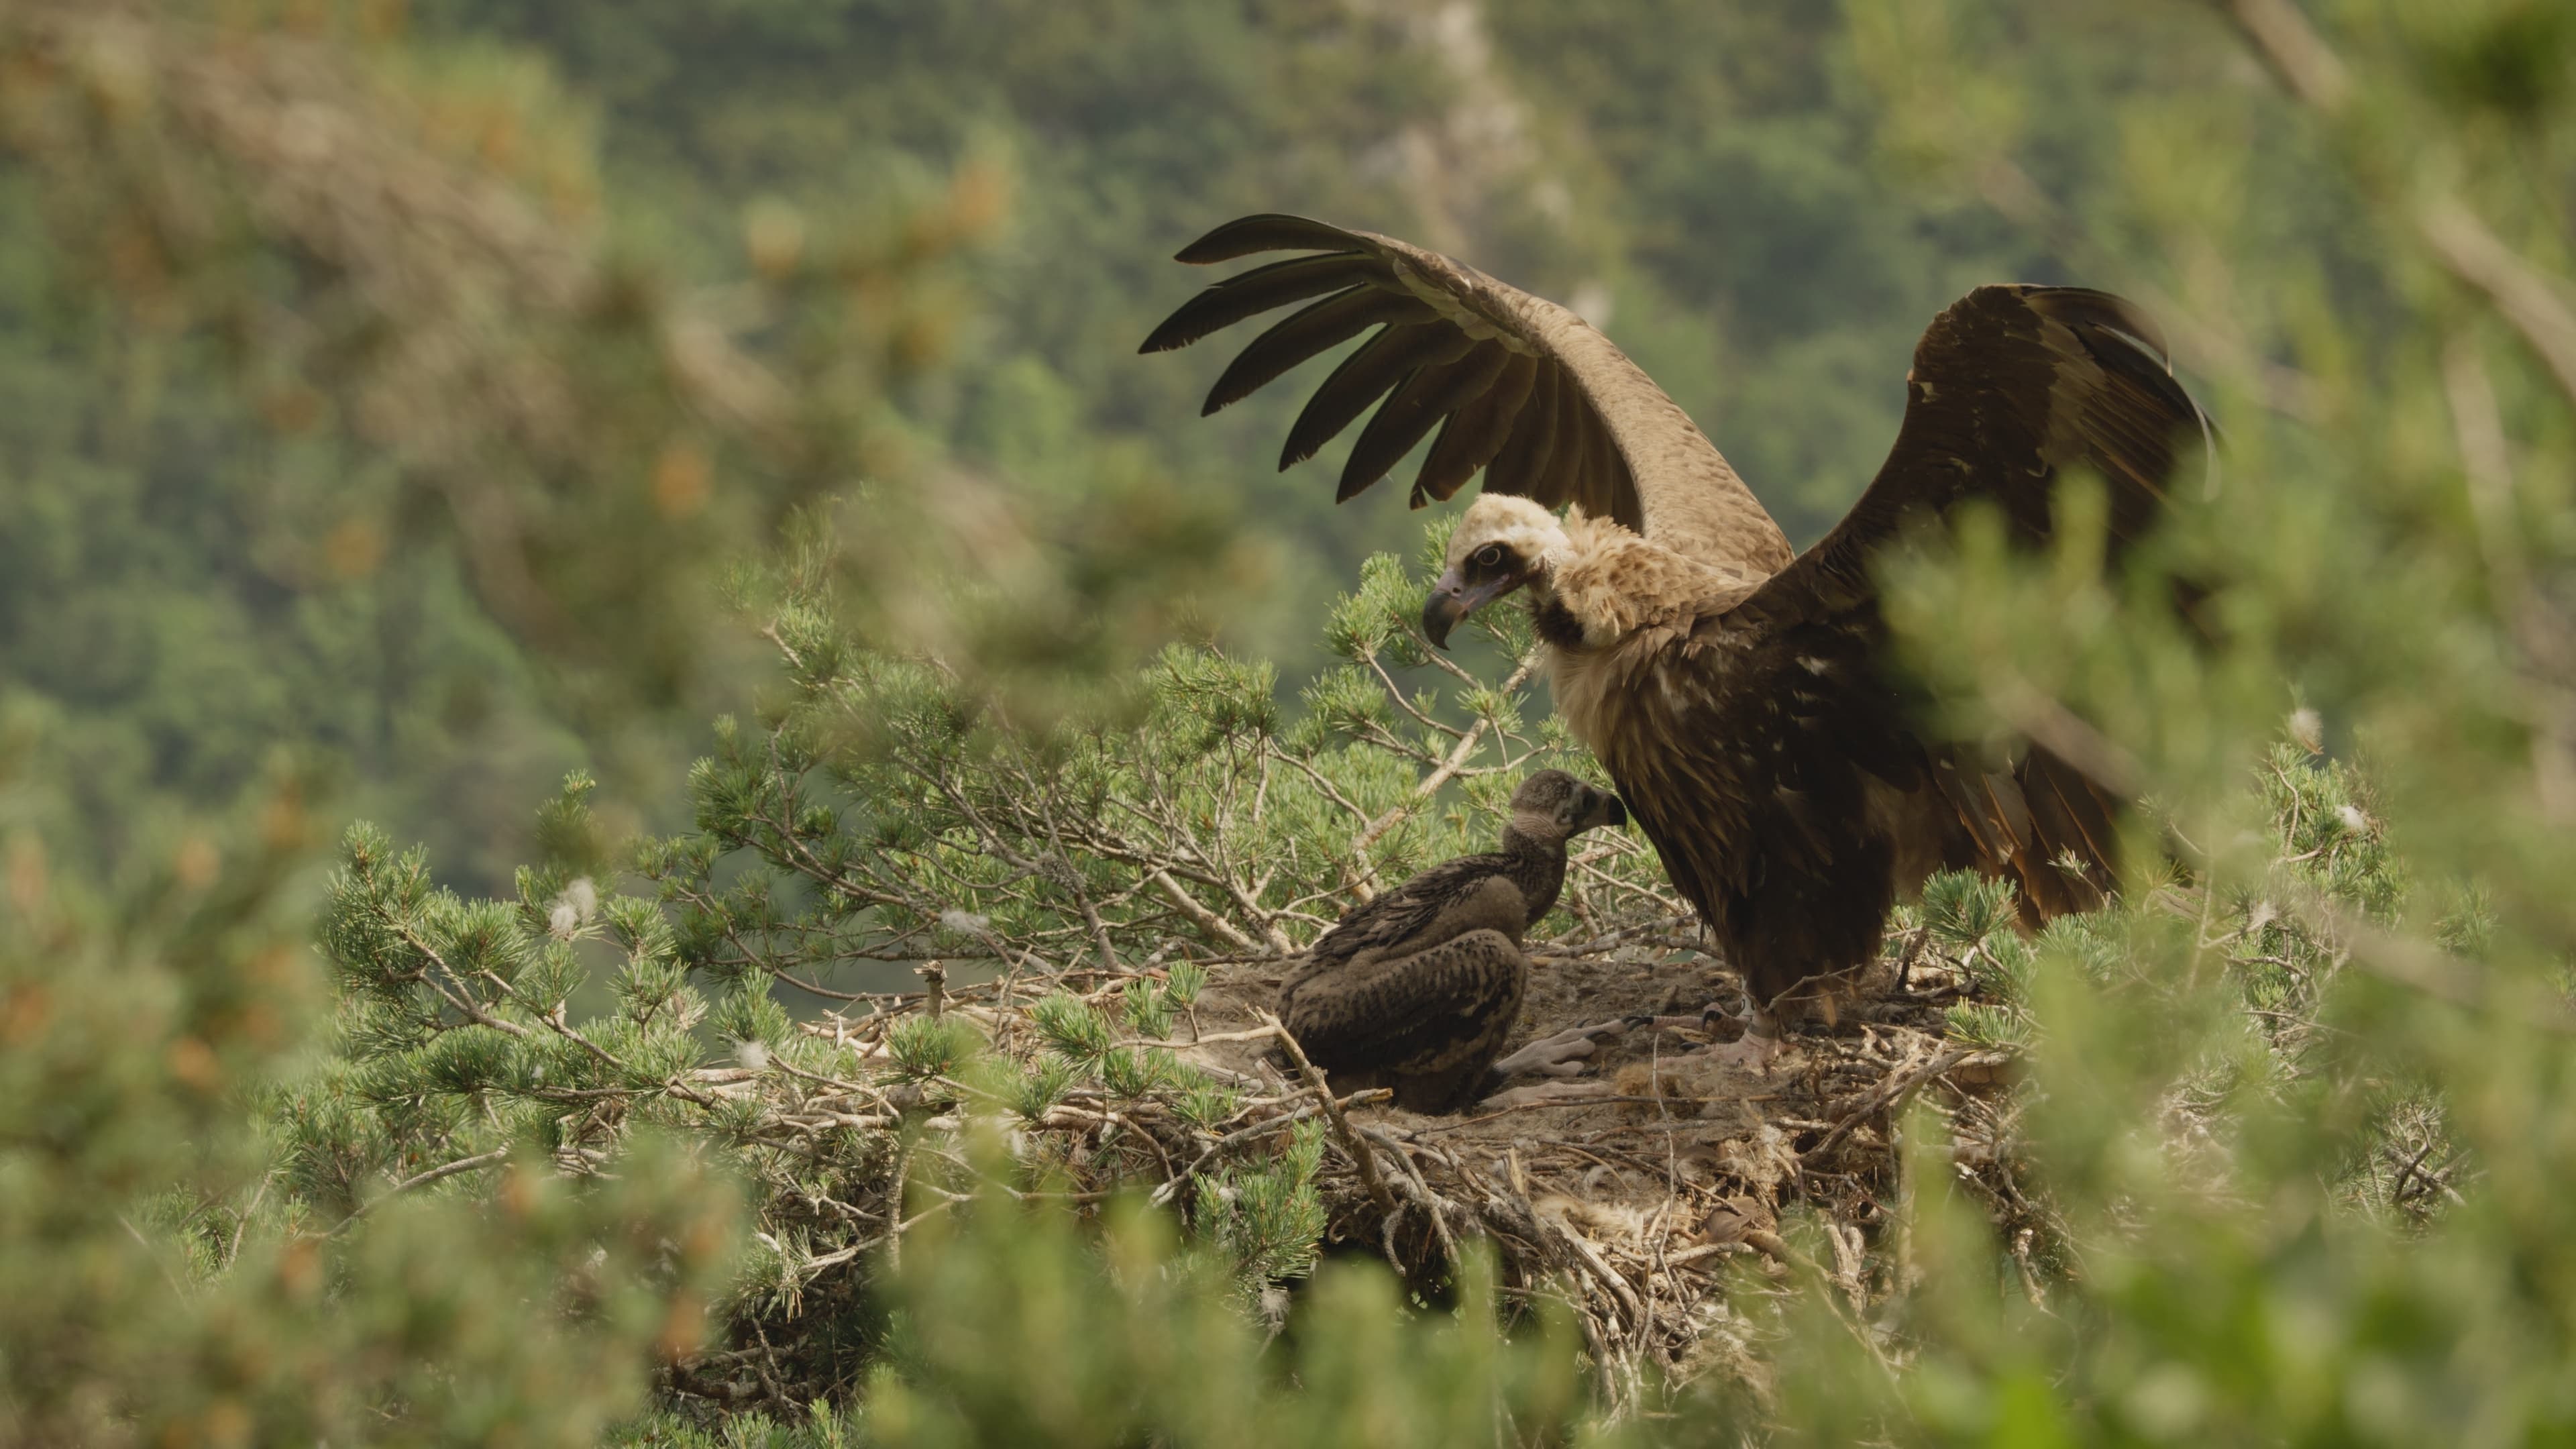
(435, 0, 2049, 570)
(0, 0, 2086, 886)
(0, 189, 588, 889)
(16, 1, 2576, 1444)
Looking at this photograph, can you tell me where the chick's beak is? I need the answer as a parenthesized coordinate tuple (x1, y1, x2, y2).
(1421, 566, 1521, 651)
(1604, 794, 1629, 828)
(1581, 786, 1629, 832)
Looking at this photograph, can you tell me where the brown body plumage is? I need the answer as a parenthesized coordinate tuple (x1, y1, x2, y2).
(1148, 215, 2206, 1032)
(1279, 771, 1624, 1112)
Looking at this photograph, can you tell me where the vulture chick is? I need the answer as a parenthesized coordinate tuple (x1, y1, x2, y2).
(1147, 215, 2208, 1069)
(1279, 769, 1627, 1112)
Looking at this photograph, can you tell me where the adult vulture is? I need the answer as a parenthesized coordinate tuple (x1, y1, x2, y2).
(1142, 215, 2207, 1063)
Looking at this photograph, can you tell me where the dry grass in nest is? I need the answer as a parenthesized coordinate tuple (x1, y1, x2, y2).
(665, 928, 2031, 1416)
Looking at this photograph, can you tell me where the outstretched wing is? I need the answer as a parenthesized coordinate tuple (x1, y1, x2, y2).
(1711, 284, 2208, 930)
(1740, 284, 2210, 621)
(1142, 214, 1792, 579)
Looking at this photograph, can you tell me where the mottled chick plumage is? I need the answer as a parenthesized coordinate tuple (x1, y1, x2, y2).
(1278, 770, 1625, 1112)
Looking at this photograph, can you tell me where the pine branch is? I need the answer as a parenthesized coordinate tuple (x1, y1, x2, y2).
(1256, 1013, 1398, 1221)
(1350, 649, 1541, 861)
(325, 1148, 512, 1236)
(2218, 0, 2576, 410)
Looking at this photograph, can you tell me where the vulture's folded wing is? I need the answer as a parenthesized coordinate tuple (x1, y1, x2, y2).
(1142, 214, 1793, 579)
(1740, 284, 2210, 622)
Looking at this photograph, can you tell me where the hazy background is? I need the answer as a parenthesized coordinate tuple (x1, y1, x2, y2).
(0, 0, 2110, 892)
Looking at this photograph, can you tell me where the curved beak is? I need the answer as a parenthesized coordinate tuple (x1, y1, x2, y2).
(1421, 566, 1525, 651)
(1582, 787, 1629, 833)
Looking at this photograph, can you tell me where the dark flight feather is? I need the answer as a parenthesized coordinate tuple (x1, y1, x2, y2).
(1477, 360, 1563, 501)
(1143, 215, 1792, 573)
(1743, 283, 2211, 620)
(1138, 252, 1379, 354)
(1413, 351, 1538, 505)
(1201, 286, 1440, 416)
(1336, 339, 1496, 499)
(1173, 213, 1368, 265)
(1282, 321, 1462, 468)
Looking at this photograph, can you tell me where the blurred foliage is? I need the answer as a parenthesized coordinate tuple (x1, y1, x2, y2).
(847, 1193, 1599, 1449)
(0, 722, 741, 1444)
(609, 1189, 1603, 1449)
(277, 527, 1667, 1425)
(0, 0, 2059, 890)
(1741, 0, 2576, 1441)
(15, 0, 2576, 1444)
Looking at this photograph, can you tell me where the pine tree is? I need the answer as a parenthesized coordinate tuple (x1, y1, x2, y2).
(16, 0, 2576, 1444)
(292, 516, 1674, 1427)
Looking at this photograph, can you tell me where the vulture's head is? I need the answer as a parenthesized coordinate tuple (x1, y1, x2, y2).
(1505, 769, 1627, 845)
(1422, 495, 1568, 649)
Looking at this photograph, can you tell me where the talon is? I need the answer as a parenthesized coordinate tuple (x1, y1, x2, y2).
(1490, 1018, 1632, 1078)
(1481, 1080, 1614, 1110)
(1690, 1022, 1784, 1079)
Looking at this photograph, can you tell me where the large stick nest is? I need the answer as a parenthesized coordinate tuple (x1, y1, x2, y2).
(662, 922, 2026, 1417)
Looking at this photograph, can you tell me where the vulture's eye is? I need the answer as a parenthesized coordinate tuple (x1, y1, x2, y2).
(1474, 545, 1506, 570)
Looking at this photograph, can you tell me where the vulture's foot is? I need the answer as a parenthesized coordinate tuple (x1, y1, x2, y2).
(1479, 1079, 1615, 1111)
(1690, 1014, 1785, 1078)
(1491, 1019, 1632, 1079)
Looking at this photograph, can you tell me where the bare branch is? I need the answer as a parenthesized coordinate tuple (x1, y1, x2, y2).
(1151, 869, 1259, 953)
(1257, 1012, 1398, 1219)
(2220, 0, 2576, 409)
(1350, 650, 1541, 862)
